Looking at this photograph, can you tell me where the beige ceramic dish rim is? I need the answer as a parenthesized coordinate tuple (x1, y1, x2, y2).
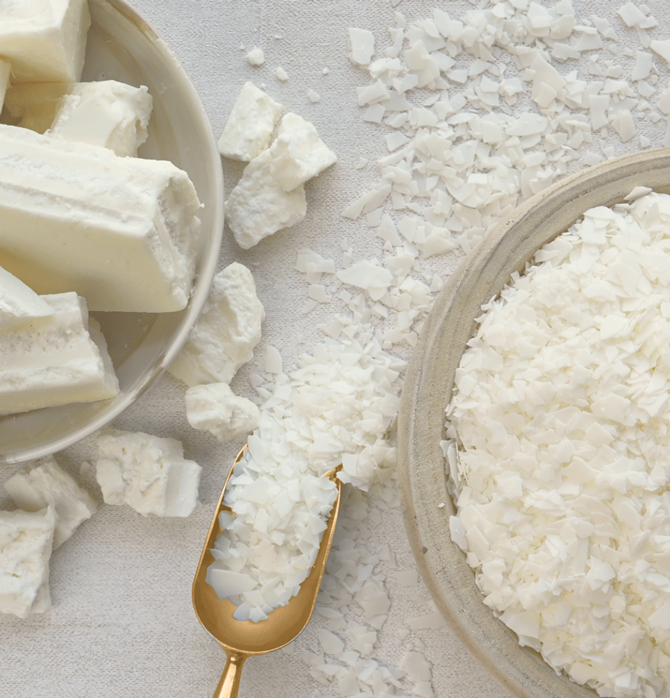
(398, 148, 670, 698)
(0, 0, 224, 464)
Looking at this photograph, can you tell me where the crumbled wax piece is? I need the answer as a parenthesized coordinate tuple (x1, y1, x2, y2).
(0, 124, 201, 312)
(246, 47, 265, 66)
(0, 265, 54, 331)
(0, 58, 10, 111)
(307, 89, 321, 103)
(0, 0, 90, 83)
(225, 112, 336, 248)
(348, 28, 375, 66)
(225, 148, 308, 249)
(169, 262, 265, 386)
(96, 429, 202, 518)
(0, 292, 119, 417)
(218, 81, 283, 161)
(275, 66, 288, 81)
(0, 507, 56, 619)
(185, 382, 261, 442)
(49, 81, 153, 157)
(4, 456, 97, 550)
(267, 112, 337, 191)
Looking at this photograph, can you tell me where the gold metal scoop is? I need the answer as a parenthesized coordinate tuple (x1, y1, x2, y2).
(193, 446, 342, 698)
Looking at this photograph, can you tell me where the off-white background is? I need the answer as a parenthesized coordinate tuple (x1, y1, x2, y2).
(2, 1, 669, 696)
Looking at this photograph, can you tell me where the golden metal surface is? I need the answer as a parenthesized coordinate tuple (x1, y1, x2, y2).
(193, 446, 342, 698)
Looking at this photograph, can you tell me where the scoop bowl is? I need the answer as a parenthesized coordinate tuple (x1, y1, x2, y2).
(193, 446, 342, 698)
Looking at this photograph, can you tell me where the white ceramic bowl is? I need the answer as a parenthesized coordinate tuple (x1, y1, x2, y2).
(398, 149, 670, 698)
(0, 0, 224, 464)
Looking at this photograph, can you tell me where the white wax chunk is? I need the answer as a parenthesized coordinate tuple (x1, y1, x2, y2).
(50, 81, 154, 156)
(218, 81, 283, 161)
(0, 0, 90, 83)
(0, 292, 119, 416)
(96, 429, 202, 518)
(0, 507, 56, 619)
(0, 124, 201, 312)
(169, 262, 265, 386)
(4, 456, 97, 549)
(185, 382, 261, 442)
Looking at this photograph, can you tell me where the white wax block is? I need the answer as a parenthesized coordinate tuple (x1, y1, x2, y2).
(0, 124, 201, 312)
(49, 81, 153, 157)
(96, 429, 202, 517)
(268, 112, 337, 191)
(0, 0, 90, 83)
(0, 265, 54, 331)
(0, 507, 56, 619)
(218, 81, 282, 161)
(185, 382, 261, 442)
(3, 82, 73, 133)
(4, 455, 97, 550)
(0, 292, 119, 417)
(169, 262, 265, 386)
(0, 58, 10, 111)
(226, 148, 307, 249)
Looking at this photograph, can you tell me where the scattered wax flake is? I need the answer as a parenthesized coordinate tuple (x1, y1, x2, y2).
(308, 284, 331, 303)
(632, 50, 653, 80)
(651, 39, 670, 65)
(275, 66, 288, 81)
(264, 345, 283, 374)
(307, 89, 321, 103)
(348, 27, 375, 66)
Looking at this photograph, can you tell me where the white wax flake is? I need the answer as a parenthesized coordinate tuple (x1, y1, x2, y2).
(246, 47, 265, 66)
(295, 248, 336, 283)
(337, 260, 393, 300)
(348, 27, 375, 66)
(307, 89, 321, 103)
(264, 345, 283, 374)
(448, 191, 670, 698)
(275, 66, 288, 81)
(632, 50, 653, 80)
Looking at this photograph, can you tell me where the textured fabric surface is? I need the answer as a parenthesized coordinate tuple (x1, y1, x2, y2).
(2, 0, 670, 696)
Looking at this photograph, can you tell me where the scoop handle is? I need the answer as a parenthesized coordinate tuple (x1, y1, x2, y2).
(212, 652, 246, 698)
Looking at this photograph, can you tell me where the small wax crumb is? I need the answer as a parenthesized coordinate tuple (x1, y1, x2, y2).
(247, 47, 265, 66)
(275, 66, 288, 81)
(323, 67, 330, 75)
(307, 89, 321, 103)
(356, 157, 368, 169)
(438, 502, 446, 509)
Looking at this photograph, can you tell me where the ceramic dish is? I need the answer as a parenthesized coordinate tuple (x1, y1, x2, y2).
(398, 148, 670, 698)
(0, 0, 224, 464)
